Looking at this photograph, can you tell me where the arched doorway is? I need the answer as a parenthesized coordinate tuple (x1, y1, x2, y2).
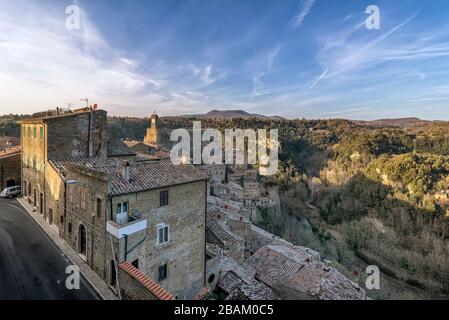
(78, 224, 87, 255)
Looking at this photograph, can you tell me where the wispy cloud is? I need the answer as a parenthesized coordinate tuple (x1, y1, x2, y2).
(267, 44, 281, 68)
(312, 11, 422, 89)
(290, 0, 315, 29)
(309, 68, 328, 89)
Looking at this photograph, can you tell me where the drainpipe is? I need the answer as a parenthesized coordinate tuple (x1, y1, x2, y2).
(63, 180, 67, 237)
(124, 234, 128, 261)
(87, 109, 93, 157)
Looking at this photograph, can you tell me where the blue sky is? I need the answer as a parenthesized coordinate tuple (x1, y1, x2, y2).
(1, 0, 449, 119)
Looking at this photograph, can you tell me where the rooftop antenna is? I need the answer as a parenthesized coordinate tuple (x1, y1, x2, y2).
(80, 97, 89, 108)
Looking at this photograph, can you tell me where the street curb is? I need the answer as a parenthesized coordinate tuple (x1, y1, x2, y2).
(16, 197, 118, 300)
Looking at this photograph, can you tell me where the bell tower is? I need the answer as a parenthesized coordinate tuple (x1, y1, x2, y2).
(144, 112, 159, 145)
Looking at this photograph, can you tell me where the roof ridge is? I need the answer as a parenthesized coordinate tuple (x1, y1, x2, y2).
(119, 261, 175, 300)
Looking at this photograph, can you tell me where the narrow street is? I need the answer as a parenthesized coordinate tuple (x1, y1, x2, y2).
(0, 198, 99, 300)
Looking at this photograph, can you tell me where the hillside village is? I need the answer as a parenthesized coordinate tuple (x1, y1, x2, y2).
(0, 105, 367, 300)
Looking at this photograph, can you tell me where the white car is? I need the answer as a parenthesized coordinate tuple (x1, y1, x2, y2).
(0, 186, 21, 198)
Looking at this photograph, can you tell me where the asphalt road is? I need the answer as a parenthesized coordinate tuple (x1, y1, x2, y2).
(0, 198, 99, 300)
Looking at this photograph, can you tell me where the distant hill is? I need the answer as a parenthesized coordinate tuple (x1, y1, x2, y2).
(176, 109, 284, 120)
(353, 117, 432, 128)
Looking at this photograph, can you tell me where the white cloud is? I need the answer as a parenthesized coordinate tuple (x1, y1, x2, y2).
(290, 0, 315, 29)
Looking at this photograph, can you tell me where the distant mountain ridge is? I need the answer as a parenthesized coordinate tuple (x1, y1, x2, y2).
(177, 109, 284, 120)
(353, 117, 433, 128)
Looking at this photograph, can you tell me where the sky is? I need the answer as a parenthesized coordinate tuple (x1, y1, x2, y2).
(1, 0, 449, 120)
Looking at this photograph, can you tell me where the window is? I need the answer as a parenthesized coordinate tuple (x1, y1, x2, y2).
(117, 202, 128, 214)
(96, 198, 102, 218)
(33, 127, 36, 139)
(158, 264, 167, 282)
(22, 126, 25, 138)
(157, 223, 169, 245)
(39, 127, 44, 140)
(80, 190, 86, 210)
(39, 160, 44, 172)
(27, 127, 30, 138)
(33, 156, 36, 170)
(68, 222, 72, 235)
(159, 190, 169, 207)
(131, 259, 139, 269)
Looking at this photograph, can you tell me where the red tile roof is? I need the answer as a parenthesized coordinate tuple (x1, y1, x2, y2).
(119, 261, 176, 300)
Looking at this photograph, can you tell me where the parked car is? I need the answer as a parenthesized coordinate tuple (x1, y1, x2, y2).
(0, 186, 21, 198)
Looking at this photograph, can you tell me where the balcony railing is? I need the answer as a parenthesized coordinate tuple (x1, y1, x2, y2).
(106, 217, 147, 238)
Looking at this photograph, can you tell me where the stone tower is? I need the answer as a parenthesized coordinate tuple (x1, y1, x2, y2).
(144, 112, 159, 145)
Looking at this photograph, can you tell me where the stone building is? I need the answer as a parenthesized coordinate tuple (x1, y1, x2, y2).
(0, 136, 21, 190)
(19, 107, 207, 299)
(54, 159, 207, 299)
(19, 107, 107, 221)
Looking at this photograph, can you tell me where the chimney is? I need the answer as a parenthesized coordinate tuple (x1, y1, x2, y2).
(121, 161, 131, 182)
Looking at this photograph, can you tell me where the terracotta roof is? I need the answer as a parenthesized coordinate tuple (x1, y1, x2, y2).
(246, 245, 366, 300)
(50, 157, 206, 195)
(225, 287, 249, 300)
(119, 261, 175, 300)
(49, 156, 103, 174)
(107, 138, 136, 157)
(237, 281, 278, 300)
(98, 159, 207, 196)
(284, 262, 366, 300)
(244, 246, 305, 288)
(217, 271, 245, 294)
(207, 211, 243, 246)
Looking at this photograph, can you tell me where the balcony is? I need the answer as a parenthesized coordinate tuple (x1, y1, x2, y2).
(106, 217, 147, 238)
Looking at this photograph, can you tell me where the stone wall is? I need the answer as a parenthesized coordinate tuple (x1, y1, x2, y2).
(44, 163, 65, 228)
(118, 261, 176, 300)
(0, 151, 21, 190)
(118, 267, 160, 300)
(46, 110, 107, 160)
(63, 164, 109, 281)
